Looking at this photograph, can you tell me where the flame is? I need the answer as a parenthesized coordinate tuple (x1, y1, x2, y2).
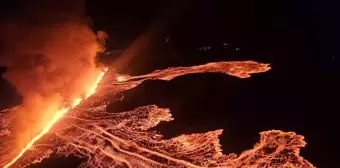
(4, 68, 108, 168)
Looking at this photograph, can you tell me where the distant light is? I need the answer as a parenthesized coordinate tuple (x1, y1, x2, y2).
(223, 43, 228, 46)
(165, 37, 170, 43)
(196, 46, 212, 52)
(236, 48, 241, 51)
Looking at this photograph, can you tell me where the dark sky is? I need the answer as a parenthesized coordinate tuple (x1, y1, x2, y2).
(1, 0, 340, 168)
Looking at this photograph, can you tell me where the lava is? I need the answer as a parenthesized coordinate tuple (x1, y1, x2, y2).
(3, 69, 107, 168)
(117, 75, 127, 83)
(0, 61, 314, 168)
(85, 68, 108, 99)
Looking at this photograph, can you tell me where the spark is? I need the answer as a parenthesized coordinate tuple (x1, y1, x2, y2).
(3, 68, 108, 168)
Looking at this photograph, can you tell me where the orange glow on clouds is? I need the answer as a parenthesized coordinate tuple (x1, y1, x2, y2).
(4, 69, 107, 168)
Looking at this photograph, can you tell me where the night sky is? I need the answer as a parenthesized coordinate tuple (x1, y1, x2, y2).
(1, 0, 340, 167)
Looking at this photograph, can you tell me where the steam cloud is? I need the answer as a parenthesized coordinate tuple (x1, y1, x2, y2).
(0, 1, 107, 152)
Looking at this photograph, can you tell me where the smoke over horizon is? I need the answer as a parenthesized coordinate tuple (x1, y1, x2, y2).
(0, 1, 107, 152)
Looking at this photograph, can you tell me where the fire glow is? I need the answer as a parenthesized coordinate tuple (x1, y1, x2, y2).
(3, 68, 108, 168)
(0, 61, 314, 168)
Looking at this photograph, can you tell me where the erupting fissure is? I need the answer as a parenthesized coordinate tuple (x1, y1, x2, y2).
(0, 61, 314, 168)
(3, 69, 108, 168)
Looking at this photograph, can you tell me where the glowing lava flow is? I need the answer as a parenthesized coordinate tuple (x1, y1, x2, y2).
(0, 61, 314, 168)
(3, 68, 108, 168)
(85, 68, 108, 99)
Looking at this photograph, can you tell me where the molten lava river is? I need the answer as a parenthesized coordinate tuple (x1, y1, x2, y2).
(0, 61, 314, 168)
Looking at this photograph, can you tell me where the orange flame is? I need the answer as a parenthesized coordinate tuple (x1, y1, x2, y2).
(4, 68, 108, 168)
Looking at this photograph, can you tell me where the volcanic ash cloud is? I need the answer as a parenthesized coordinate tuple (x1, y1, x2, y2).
(0, 3, 107, 153)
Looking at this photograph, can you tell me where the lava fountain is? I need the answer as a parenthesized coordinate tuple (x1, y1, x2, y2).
(3, 69, 107, 168)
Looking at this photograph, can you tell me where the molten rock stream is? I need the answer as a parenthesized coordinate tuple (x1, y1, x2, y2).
(0, 61, 314, 168)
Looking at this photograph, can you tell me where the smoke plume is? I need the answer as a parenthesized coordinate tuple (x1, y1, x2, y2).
(0, 1, 107, 152)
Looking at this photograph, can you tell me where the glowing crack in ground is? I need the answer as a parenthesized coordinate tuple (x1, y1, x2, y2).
(0, 61, 314, 168)
(1, 69, 108, 168)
